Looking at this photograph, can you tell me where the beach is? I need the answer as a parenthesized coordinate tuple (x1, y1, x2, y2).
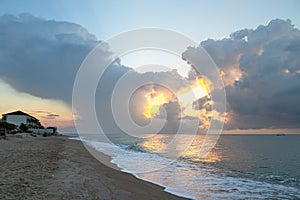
(0, 135, 186, 200)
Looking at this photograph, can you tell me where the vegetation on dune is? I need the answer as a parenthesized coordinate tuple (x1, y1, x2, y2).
(0, 121, 16, 130)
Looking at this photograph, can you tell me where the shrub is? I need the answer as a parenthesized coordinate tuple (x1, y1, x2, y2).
(19, 123, 28, 132)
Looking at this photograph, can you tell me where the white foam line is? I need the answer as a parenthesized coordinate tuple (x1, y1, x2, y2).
(75, 139, 300, 200)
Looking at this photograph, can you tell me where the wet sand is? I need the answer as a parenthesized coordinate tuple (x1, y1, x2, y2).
(0, 135, 186, 200)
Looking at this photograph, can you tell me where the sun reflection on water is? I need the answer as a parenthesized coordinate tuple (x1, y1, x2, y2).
(140, 134, 221, 163)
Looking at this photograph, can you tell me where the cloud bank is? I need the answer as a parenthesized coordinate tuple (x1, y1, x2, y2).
(186, 19, 300, 129)
(1, 14, 300, 130)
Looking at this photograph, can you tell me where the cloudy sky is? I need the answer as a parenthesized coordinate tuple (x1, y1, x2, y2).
(0, 0, 299, 132)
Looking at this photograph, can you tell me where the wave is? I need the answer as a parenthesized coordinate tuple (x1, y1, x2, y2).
(69, 137, 300, 199)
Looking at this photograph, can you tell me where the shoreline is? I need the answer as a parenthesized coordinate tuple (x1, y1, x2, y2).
(0, 135, 187, 200)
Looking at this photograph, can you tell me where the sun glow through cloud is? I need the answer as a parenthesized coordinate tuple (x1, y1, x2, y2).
(176, 76, 211, 119)
(140, 75, 226, 130)
(192, 76, 211, 99)
(143, 88, 170, 119)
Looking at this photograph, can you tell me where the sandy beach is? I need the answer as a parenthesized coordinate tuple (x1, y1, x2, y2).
(0, 135, 186, 200)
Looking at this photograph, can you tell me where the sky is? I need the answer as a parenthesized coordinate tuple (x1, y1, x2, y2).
(0, 0, 300, 132)
(1, 0, 300, 41)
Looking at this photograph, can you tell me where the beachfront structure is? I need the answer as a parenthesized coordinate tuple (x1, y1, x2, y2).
(2, 110, 41, 128)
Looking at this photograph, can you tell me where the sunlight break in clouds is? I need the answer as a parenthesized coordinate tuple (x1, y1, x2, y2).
(143, 87, 173, 119)
(138, 75, 225, 130)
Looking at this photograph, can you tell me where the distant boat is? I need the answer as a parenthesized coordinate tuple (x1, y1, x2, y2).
(276, 133, 286, 136)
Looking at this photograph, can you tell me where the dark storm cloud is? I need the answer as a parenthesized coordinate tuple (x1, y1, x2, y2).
(159, 101, 181, 133)
(0, 13, 99, 103)
(185, 19, 300, 129)
(0, 13, 192, 133)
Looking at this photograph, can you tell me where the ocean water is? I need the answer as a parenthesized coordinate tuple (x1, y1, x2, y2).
(72, 133, 300, 199)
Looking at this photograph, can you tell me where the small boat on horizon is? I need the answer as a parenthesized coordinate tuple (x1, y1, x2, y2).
(276, 133, 286, 136)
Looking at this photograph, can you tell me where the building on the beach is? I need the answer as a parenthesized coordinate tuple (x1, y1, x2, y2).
(2, 110, 58, 135)
(2, 110, 41, 128)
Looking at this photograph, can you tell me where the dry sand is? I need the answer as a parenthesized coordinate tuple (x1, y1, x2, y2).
(0, 135, 186, 200)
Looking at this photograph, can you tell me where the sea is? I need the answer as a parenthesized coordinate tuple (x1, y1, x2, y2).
(69, 133, 300, 199)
